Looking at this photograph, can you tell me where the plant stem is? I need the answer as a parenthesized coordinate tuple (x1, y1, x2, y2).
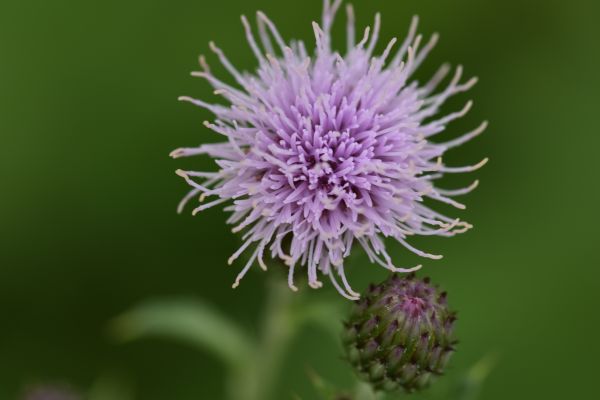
(229, 278, 295, 400)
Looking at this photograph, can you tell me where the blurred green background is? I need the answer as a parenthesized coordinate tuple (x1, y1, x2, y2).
(1, 0, 599, 398)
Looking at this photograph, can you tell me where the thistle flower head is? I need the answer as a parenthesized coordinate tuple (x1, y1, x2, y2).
(172, 0, 486, 299)
(342, 274, 456, 392)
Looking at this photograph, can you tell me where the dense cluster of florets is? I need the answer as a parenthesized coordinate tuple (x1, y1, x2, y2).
(173, 0, 486, 298)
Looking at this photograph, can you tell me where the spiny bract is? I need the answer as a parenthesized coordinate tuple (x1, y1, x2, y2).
(172, 0, 486, 299)
(342, 274, 456, 392)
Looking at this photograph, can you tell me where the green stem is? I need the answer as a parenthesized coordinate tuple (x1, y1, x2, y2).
(229, 278, 295, 400)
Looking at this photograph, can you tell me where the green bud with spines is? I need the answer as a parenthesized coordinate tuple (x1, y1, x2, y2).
(342, 273, 457, 393)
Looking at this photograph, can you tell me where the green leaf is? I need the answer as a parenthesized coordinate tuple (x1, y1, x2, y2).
(456, 353, 498, 400)
(353, 381, 380, 400)
(110, 298, 255, 369)
(305, 367, 339, 400)
(291, 300, 344, 339)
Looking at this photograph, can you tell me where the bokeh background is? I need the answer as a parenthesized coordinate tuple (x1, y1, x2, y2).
(2, 0, 599, 398)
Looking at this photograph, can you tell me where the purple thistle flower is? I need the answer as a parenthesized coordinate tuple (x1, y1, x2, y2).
(172, 0, 487, 299)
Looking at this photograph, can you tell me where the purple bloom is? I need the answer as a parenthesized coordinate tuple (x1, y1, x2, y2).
(172, 0, 486, 299)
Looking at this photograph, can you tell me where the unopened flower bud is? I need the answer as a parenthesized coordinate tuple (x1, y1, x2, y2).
(342, 274, 457, 392)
